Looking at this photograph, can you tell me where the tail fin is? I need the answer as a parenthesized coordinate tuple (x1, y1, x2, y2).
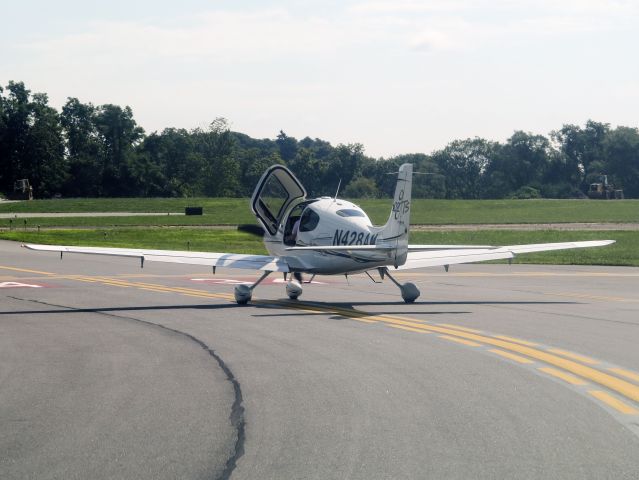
(379, 163, 412, 266)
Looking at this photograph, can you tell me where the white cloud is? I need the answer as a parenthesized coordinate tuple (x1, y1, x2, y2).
(5, 1, 638, 157)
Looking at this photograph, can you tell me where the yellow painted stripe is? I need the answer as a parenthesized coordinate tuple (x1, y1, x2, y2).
(388, 324, 430, 334)
(608, 368, 639, 384)
(354, 317, 639, 404)
(94, 277, 234, 301)
(58, 273, 639, 408)
(489, 349, 534, 364)
(439, 335, 482, 347)
(494, 335, 539, 347)
(589, 391, 639, 415)
(546, 292, 636, 303)
(0, 265, 55, 276)
(438, 323, 482, 333)
(539, 367, 587, 385)
(547, 348, 599, 365)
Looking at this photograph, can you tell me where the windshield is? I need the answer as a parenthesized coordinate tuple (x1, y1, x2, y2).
(336, 209, 365, 217)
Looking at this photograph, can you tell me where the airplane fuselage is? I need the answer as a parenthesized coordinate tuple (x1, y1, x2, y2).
(263, 197, 394, 275)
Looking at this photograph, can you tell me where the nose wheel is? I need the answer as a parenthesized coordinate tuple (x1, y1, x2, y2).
(286, 280, 303, 300)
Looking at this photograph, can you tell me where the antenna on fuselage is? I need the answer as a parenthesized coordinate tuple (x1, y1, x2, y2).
(333, 178, 342, 201)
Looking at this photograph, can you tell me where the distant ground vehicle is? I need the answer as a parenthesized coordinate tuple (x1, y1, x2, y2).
(8, 179, 34, 200)
(587, 175, 624, 199)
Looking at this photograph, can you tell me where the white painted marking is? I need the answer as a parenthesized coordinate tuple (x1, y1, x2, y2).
(190, 278, 252, 285)
(0, 282, 43, 288)
(271, 278, 327, 285)
(191, 277, 327, 286)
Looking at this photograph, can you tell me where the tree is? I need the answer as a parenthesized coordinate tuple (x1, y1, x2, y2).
(93, 104, 145, 195)
(0, 82, 67, 197)
(343, 176, 379, 198)
(23, 93, 67, 196)
(196, 119, 241, 197)
(276, 130, 298, 162)
(604, 127, 639, 197)
(433, 138, 497, 199)
(0, 82, 31, 194)
(551, 120, 610, 193)
(60, 98, 102, 196)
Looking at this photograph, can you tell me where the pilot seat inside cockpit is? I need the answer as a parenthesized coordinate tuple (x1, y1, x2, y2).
(283, 200, 318, 246)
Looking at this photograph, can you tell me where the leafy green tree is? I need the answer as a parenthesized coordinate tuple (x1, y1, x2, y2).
(483, 132, 550, 197)
(551, 120, 610, 193)
(0, 82, 67, 197)
(23, 93, 67, 196)
(93, 104, 145, 196)
(343, 176, 379, 198)
(0, 82, 31, 194)
(60, 98, 102, 196)
(140, 128, 204, 196)
(276, 130, 298, 162)
(322, 143, 365, 195)
(196, 119, 241, 197)
(604, 126, 639, 197)
(433, 138, 497, 199)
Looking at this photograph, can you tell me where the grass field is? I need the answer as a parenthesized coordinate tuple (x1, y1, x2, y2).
(1, 198, 638, 226)
(2, 196, 636, 266)
(1, 228, 635, 266)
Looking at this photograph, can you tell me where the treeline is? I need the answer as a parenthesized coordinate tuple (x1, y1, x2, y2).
(1, 80, 638, 199)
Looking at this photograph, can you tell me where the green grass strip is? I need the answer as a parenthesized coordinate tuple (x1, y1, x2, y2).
(1, 228, 635, 266)
(2, 198, 638, 225)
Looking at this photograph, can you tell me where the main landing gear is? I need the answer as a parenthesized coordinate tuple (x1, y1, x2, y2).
(233, 271, 304, 304)
(380, 267, 420, 303)
(234, 270, 271, 304)
(284, 272, 303, 300)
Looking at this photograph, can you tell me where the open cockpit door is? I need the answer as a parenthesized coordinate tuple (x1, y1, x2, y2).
(251, 165, 307, 235)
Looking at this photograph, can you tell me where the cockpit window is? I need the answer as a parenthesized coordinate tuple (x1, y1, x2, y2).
(299, 209, 320, 232)
(336, 209, 365, 217)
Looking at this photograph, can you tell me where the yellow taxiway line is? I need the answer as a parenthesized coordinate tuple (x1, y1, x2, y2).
(3, 265, 639, 417)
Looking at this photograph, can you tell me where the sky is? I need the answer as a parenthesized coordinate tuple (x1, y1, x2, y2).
(2, 0, 638, 158)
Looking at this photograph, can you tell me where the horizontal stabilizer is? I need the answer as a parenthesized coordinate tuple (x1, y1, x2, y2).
(286, 245, 393, 252)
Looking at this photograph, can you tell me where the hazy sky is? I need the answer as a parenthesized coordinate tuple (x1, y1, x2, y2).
(2, 0, 638, 157)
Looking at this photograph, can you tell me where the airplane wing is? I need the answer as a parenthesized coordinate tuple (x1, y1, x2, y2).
(22, 244, 290, 272)
(398, 240, 615, 270)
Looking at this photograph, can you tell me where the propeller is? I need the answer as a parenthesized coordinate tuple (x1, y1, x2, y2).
(237, 224, 265, 237)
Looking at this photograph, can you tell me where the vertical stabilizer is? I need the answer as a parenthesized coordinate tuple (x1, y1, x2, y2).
(379, 163, 412, 266)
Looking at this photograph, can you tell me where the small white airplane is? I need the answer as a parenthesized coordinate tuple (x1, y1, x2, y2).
(24, 163, 614, 304)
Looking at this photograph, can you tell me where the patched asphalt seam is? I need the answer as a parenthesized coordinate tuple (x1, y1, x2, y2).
(7, 295, 245, 480)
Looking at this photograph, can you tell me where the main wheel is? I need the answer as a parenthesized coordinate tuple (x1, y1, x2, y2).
(400, 282, 420, 303)
(234, 284, 252, 304)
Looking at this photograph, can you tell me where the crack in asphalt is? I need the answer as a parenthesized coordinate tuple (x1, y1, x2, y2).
(6, 295, 245, 480)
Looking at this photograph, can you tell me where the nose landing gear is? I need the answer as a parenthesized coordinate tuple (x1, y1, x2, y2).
(286, 280, 303, 300)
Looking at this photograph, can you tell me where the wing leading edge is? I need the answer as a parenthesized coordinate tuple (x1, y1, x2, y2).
(22, 244, 290, 272)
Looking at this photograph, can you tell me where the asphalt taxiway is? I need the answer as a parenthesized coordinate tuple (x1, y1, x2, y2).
(1, 240, 639, 479)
